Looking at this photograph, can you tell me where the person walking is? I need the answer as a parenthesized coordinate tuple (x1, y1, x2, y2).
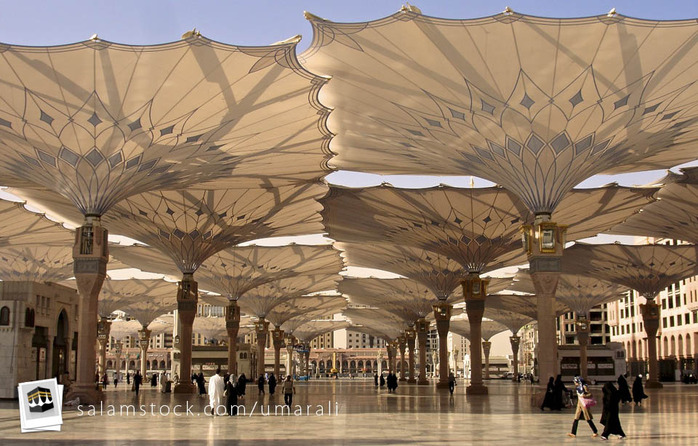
(600, 381, 626, 440)
(541, 377, 556, 411)
(374, 373, 379, 387)
(568, 376, 599, 438)
(388, 372, 397, 393)
(632, 375, 648, 406)
(225, 376, 238, 416)
(113, 372, 119, 388)
(553, 375, 567, 410)
(127, 372, 131, 385)
(258, 374, 266, 395)
(102, 373, 109, 390)
(134, 370, 143, 397)
(283, 375, 295, 407)
(197, 372, 206, 397)
(208, 367, 225, 416)
(617, 375, 632, 404)
(448, 372, 456, 395)
(237, 373, 247, 398)
(268, 373, 277, 396)
(379, 374, 385, 388)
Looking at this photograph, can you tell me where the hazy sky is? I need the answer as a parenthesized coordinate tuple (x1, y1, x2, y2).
(2, 1, 698, 47)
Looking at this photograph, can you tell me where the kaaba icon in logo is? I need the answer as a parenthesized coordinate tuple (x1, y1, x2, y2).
(26, 387, 54, 413)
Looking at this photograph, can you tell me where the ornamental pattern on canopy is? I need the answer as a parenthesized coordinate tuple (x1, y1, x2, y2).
(193, 317, 227, 341)
(323, 184, 655, 273)
(86, 184, 326, 274)
(0, 246, 78, 282)
(337, 243, 473, 300)
(95, 278, 178, 320)
(610, 167, 698, 243)
(238, 273, 341, 318)
(109, 319, 143, 341)
(291, 320, 351, 343)
(510, 270, 626, 315)
(197, 244, 344, 300)
(561, 243, 698, 298)
(265, 294, 347, 328)
(339, 277, 442, 319)
(117, 283, 179, 327)
(0, 198, 74, 247)
(480, 308, 532, 335)
(485, 293, 569, 319)
(342, 307, 407, 340)
(0, 36, 332, 215)
(304, 9, 698, 213)
(0, 245, 127, 282)
(449, 318, 507, 341)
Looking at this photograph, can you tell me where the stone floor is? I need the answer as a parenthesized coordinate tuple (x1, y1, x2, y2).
(0, 378, 696, 444)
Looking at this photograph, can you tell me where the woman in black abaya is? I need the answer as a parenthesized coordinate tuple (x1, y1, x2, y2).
(617, 375, 632, 404)
(600, 382, 626, 440)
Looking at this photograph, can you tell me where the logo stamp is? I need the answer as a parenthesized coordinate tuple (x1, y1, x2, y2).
(17, 378, 63, 433)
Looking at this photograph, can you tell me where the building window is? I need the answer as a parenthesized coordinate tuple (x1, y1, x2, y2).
(24, 308, 35, 327)
(0, 306, 9, 325)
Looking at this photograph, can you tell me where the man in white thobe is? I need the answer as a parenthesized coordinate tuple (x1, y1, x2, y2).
(208, 367, 225, 416)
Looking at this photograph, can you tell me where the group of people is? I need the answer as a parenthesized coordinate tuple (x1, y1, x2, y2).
(194, 371, 249, 399)
(373, 372, 399, 392)
(97, 370, 159, 394)
(540, 375, 569, 411)
(566, 374, 648, 440)
(205, 368, 297, 416)
(256, 373, 278, 395)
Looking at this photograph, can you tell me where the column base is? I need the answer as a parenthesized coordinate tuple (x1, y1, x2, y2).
(67, 385, 103, 407)
(645, 380, 663, 389)
(407, 378, 416, 384)
(436, 381, 450, 389)
(466, 384, 488, 395)
(417, 379, 429, 385)
(173, 382, 196, 394)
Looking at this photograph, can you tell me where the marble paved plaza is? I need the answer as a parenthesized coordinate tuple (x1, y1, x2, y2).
(0, 379, 696, 445)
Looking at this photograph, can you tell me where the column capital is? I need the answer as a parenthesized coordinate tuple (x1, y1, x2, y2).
(640, 301, 661, 337)
(461, 273, 488, 301)
(73, 220, 109, 263)
(521, 219, 567, 260)
(405, 329, 416, 342)
(272, 327, 285, 348)
(416, 318, 430, 334)
(397, 335, 406, 350)
(97, 317, 112, 343)
(432, 302, 452, 322)
(177, 275, 198, 316)
(254, 319, 270, 335)
(137, 328, 152, 349)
